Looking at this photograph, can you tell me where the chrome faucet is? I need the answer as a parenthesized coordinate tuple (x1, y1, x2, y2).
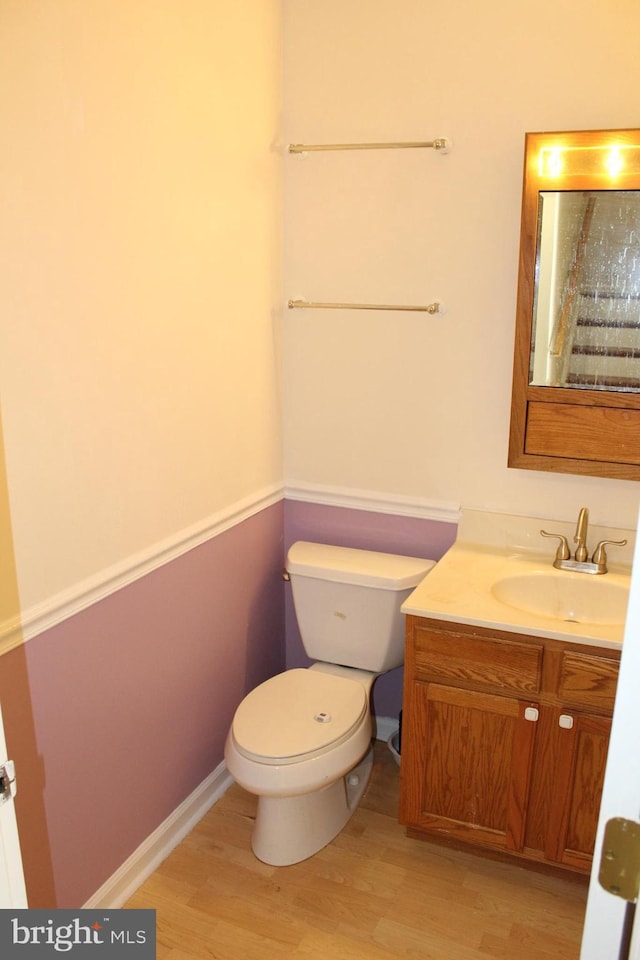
(541, 506, 627, 575)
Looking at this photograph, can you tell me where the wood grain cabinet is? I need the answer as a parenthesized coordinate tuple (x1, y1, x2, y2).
(399, 616, 620, 876)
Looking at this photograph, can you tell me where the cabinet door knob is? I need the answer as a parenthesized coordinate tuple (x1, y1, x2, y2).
(524, 707, 539, 722)
(559, 714, 574, 729)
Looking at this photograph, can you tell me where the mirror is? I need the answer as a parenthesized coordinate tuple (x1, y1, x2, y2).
(532, 190, 640, 391)
(508, 129, 640, 480)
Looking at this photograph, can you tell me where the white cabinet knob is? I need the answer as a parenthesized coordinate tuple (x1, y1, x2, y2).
(524, 707, 539, 722)
(559, 714, 574, 729)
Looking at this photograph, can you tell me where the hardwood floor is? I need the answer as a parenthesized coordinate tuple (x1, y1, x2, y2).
(126, 742, 588, 959)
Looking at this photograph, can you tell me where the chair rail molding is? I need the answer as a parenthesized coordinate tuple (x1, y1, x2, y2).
(284, 482, 460, 524)
(0, 483, 284, 649)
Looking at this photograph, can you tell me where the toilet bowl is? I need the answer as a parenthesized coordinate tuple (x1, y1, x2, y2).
(224, 542, 435, 866)
(225, 663, 376, 865)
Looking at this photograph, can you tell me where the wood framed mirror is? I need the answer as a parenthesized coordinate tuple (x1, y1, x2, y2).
(508, 128, 640, 480)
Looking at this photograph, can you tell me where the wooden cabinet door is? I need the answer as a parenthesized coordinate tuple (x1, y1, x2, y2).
(545, 709, 612, 872)
(400, 680, 539, 853)
(400, 619, 619, 875)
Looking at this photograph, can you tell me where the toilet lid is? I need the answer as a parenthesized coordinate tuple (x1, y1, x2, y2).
(232, 669, 368, 764)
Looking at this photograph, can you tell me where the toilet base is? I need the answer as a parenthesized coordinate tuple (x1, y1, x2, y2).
(251, 745, 374, 866)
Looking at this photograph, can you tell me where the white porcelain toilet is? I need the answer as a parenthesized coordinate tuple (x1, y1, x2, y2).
(224, 541, 434, 866)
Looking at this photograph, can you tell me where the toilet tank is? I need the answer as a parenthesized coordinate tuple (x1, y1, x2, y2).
(287, 542, 435, 673)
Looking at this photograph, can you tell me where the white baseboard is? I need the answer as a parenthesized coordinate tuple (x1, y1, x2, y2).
(83, 762, 233, 909)
(84, 715, 399, 908)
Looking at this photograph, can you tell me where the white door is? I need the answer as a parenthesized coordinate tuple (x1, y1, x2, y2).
(580, 512, 640, 959)
(0, 701, 27, 908)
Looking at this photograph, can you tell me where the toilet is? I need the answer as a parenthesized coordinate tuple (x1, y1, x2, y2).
(224, 541, 434, 865)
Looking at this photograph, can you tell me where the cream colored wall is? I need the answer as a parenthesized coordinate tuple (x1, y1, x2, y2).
(0, 415, 22, 653)
(0, 1, 283, 615)
(283, 0, 640, 528)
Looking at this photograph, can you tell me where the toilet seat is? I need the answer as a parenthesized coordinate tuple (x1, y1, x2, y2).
(231, 669, 368, 765)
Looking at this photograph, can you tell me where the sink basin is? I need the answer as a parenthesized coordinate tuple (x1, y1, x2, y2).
(491, 573, 629, 626)
(402, 511, 635, 645)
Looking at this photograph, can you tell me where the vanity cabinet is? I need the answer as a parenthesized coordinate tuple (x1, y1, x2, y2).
(399, 616, 620, 876)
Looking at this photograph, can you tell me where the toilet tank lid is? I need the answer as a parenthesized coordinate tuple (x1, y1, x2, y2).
(286, 541, 435, 590)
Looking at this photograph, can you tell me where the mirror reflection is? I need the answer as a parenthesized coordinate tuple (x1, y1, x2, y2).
(531, 190, 640, 392)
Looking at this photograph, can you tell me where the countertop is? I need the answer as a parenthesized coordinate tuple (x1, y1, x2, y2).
(401, 541, 629, 649)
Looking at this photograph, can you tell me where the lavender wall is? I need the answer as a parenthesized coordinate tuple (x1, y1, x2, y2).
(283, 501, 457, 720)
(4, 496, 454, 909)
(9, 501, 284, 908)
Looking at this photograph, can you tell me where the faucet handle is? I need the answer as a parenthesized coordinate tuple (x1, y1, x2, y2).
(591, 539, 628, 567)
(540, 530, 571, 561)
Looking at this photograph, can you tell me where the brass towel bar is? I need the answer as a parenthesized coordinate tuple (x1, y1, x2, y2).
(288, 299, 442, 314)
(286, 137, 449, 316)
(288, 138, 451, 154)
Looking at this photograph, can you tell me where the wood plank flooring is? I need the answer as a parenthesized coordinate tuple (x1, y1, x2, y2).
(126, 742, 588, 959)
